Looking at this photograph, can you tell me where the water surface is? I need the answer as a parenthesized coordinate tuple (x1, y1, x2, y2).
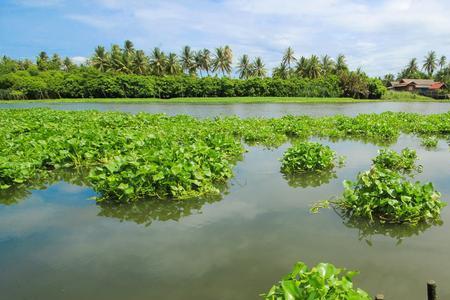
(1, 101, 449, 117)
(1, 136, 449, 300)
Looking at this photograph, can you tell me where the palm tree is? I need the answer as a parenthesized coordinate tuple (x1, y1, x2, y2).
(252, 57, 266, 78)
(295, 56, 308, 77)
(272, 63, 289, 79)
(198, 49, 212, 76)
(224, 45, 233, 66)
(180, 46, 196, 75)
(306, 55, 321, 78)
(406, 58, 419, 74)
(49, 53, 62, 70)
(124, 40, 135, 54)
(321, 55, 334, 75)
(132, 50, 149, 75)
(282, 47, 296, 69)
(423, 51, 437, 76)
(62, 57, 74, 72)
(439, 55, 447, 70)
(91, 46, 110, 72)
(212, 47, 232, 76)
(36, 51, 49, 71)
(150, 47, 167, 76)
(335, 54, 348, 73)
(166, 53, 181, 75)
(237, 54, 252, 79)
(110, 44, 127, 72)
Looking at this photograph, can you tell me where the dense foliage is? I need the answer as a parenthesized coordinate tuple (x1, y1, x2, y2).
(261, 261, 371, 300)
(338, 149, 445, 224)
(0, 70, 344, 99)
(0, 42, 387, 100)
(421, 136, 438, 148)
(371, 148, 421, 173)
(281, 142, 338, 173)
(1, 109, 449, 202)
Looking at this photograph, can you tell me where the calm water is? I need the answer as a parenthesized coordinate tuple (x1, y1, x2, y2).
(0, 135, 449, 300)
(1, 101, 450, 117)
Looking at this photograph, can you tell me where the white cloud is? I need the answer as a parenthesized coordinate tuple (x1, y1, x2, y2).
(70, 56, 88, 65)
(60, 0, 450, 76)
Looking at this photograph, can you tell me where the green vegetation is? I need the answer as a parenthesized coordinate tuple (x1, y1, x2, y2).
(0, 42, 387, 100)
(372, 148, 421, 173)
(421, 136, 439, 149)
(281, 142, 339, 173)
(321, 149, 445, 224)
(1, 109, 450, 203)
(261, 261, 370, 300)
(381, 91, 434, 101)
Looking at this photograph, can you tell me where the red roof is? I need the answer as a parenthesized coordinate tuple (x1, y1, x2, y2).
(430, 82, 445, 90)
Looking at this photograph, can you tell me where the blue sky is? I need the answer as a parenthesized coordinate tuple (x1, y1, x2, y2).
(1, 0, 450, 76)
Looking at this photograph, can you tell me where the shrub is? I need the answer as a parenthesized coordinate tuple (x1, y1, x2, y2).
(372, 148, 421, 173)
(261, 261, 371, 300)
(280, 142, 338, 173)
(421, 136, 438, 149)
(339, 166, 444, 224)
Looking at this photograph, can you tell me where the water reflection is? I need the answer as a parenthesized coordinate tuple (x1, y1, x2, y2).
(0, 168, 91, 205)
(337, 208, 443, 245)
(97, 194, 223, 226)
(283, 170, 337, 188)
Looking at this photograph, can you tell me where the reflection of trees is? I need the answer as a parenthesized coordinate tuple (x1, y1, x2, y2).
(97, 193, 224, 226)
(336, 208, 442, 245)
(0, 168, 91, 205)
(283, 170, 337, 188)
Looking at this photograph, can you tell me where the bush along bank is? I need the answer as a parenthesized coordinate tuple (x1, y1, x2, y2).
(0, 69, 386, 100)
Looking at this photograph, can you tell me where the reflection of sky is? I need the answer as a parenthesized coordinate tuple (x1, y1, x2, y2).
(0, 102, 450, 118)
(0, 136, 449, 299)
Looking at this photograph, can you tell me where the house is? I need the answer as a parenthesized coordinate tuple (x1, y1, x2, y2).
(389, 79, 446, 97)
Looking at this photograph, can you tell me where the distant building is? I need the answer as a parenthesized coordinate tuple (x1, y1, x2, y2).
(389, 79, 446, 97)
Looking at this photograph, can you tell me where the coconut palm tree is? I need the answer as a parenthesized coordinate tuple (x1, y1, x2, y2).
(321, 55, 334, 76)
(224, 45, 233, 66)
(237, 54, 252, 79)
(110, 44, 128, 72)
(406, 58, 419, 74)
(124, 40, 135, 54)
(212, 47, 232, 76)
(196, 49, 211, 76)
(439, 55, 447, 71)
(36, 51, 49, 71)
(306, 55, 321, 78)
(295, 56, 308, 77)
(335, 54, 348, 73)
(132, 50, 149, 75)
(91, 46, 110, 72)
(180, 46, 196, 75)
(49, 53, 62, 70)
(423, 51, 437, 76)
(282, 47, 296, 69)
(62, 57, 74, 72)
(150, 47, 167, 76)
(272, 63, 289, 79)
(252, 57, 266, 78)
(166, 53, 182, 75)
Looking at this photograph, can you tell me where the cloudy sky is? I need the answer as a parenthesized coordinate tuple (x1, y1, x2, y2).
(1, 0, 450, 76)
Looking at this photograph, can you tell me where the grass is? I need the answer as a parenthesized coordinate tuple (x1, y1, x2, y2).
(0, 93, 445, 104)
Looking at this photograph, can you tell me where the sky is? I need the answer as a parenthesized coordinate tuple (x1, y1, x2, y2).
(1, 0, 450, 76)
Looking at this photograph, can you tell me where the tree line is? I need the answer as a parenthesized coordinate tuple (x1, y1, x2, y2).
(0, 40, 389, 100)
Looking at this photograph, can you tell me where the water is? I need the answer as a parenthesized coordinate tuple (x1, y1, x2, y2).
(1, 135, 449, 300)
(1, 101, 450, 117)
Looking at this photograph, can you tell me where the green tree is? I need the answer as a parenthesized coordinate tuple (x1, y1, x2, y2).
(423, 51, 437, 76)
(237, 54, 252, 79)
(150, 47, 167, 76)
(196, 49, 211, 76)
(212, 46, 232, 76)
(335, 54, 348, 74)
(272, 63, 289, 79)
(321, 55, 334, 76)
(295, 56, 308, 77)
(49, 53, 62, 70)
(166, 53, 181, 75)
(282, 46, 296, 69)
(439, 55, 447, 71)
(62, 57, 75, 72)
(180, 46, 196, 76)
(91, 46, 110, 72)
(36, 51, 49, 71)
(306, 55, 321, 79)
(132, 50, 149, 75)
(252, 57, 266, 78)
